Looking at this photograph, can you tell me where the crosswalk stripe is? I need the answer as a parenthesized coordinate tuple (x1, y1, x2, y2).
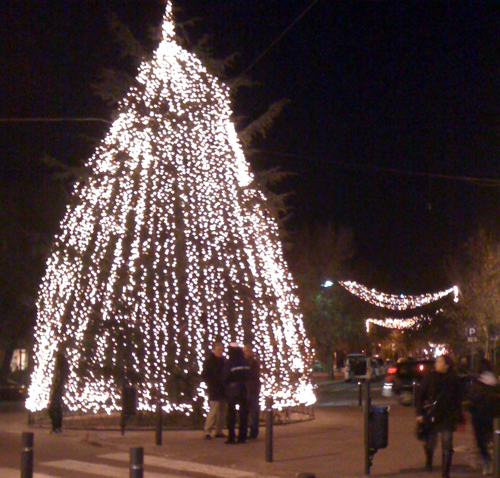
(44, 459, 183, 478)
(100, 452, 271, 478)
(0, 468, 55, 478)
(44, 460, 125, 477)
(3, 454, 280, 478)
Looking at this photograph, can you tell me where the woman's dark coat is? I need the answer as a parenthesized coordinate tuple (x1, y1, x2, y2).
(417, 369, 463, 431)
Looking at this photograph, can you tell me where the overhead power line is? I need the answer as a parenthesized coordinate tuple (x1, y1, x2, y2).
(0, 2, 322, 126)
(0, 117, 112, 124)
(253, 149, 500, 187)
(242, 0, 321, 76)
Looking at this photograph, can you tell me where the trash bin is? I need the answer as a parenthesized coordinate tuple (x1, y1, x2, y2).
(369, 406, 388, 450)
(122, 385, 137, 416)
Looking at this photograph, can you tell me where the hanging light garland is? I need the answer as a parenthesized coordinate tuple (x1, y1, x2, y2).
(340, 281, 459, 310)
(365, 315, 434, 332)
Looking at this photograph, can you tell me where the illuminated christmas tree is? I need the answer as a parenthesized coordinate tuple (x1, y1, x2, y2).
(26, 2, 314, 418)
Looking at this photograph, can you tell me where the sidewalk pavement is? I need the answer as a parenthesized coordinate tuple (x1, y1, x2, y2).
(1, 373, 484, 478)
(7, 402, 485, 478)
(104, 406, 483, 478)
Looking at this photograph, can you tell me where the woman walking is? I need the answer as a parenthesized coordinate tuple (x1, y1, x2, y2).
(416, 355, 463, 478)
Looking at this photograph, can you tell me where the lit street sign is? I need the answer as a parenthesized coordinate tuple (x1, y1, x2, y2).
(467, 327, 478, 342)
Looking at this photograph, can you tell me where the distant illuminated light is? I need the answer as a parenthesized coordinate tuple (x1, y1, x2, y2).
(340, 281, 459, 310)
(365, 316, 432, 332)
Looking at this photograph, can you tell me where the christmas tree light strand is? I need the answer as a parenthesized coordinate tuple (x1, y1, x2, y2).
(27, 1, 315, 416)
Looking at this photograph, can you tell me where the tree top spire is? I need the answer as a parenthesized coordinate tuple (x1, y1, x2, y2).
(161, 1, 175, 41)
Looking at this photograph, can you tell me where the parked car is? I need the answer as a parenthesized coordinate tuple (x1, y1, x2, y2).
(345, 354, 384, 382)
(0, 378, 26, 402)
(381, 358, 435, 405)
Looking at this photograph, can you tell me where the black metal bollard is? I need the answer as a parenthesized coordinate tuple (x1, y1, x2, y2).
(155, 399, 162, 446)
(265, 396, 273, 463)
(412, 380, 417, 407)
(494, 418, 500, 478)
(364, 380, 371, 476)
(358, 381, 362, 406)
(120, 410, 126, 436)
(130, 447, 144, 478)
(21, 432, 34, 478)
(121, 384, 137, 436)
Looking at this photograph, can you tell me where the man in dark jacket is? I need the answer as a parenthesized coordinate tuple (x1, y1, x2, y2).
(416, 355, 463, 478)
(49, 351, 68, 433)
(201, 342, 226, 439)
(243, 344, 261, 439)
(468, 357, 500, 474)
(224, 343, 250, 444)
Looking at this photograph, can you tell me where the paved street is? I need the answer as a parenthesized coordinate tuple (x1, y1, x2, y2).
(314, 376, 388, 407)
(0, 377, 486, 477)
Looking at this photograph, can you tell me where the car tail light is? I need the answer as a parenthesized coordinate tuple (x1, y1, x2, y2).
(387, 367, 397, 374)
(418, 364, 425, 372)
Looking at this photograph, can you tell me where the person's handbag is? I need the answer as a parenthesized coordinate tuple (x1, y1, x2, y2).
(415, 419, 431, 441)
(415, 394, 441, 441)
(423, 397, 438, 425)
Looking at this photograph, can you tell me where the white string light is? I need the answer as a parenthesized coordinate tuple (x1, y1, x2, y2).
(340, 281, 459, 310)
(365, 316, 433, 332)
(26, 1, 315, 416)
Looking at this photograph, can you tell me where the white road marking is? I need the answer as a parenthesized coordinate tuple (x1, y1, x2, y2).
(44, 460, 125, 477)
(6, 453, 281, 478)
(100, 452, 279, 478)
(0, 468, 55, 478)
(44, 458, 188, 478)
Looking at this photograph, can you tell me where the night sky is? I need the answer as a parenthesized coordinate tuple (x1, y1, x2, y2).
(1, 1, 500, 293)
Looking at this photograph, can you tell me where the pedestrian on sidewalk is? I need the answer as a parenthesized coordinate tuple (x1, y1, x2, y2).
(49, 351, 68, 433)
(468, 357, 500, 475)
(224, 343, 250, 444)
(201, 342, 226, 440)
(336, 351, 345, 374)
(416, 354, 464, 478)
(243, 344, 261, 439)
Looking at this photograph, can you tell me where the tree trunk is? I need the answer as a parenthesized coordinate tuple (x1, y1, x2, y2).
(326, 352, 334, 379)
(0, 347, 14, 379)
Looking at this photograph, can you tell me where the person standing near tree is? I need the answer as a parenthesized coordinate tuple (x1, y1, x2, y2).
(48, 351, 68, 433)
(416, 354, 463, 478)
(224, 343, 250, 444)
(243, 344, 261, 439)
(201, 342, 226, 440)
